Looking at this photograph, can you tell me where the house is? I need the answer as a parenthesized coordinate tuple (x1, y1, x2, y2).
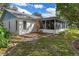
(2, 9, 67, 35)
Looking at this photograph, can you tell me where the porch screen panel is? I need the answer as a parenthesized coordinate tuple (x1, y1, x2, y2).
(41, 20, 54, 29)
(56, 20, 62, 29)
(50, 20, 54, 29)
(46, 20, 54, 29)
(62, 22, 65, 28)
(46, 20, 50, 29)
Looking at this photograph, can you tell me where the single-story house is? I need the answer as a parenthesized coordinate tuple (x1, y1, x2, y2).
(2, 9, 67, 35)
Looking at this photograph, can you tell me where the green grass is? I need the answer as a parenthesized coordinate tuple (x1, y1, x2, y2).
(7, 28, 79, 56)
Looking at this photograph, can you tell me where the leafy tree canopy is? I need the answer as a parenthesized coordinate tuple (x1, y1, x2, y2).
(57, 3, 79, 28)
(57, 3, 79, 20)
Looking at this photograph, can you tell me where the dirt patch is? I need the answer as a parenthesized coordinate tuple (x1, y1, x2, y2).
(73, 40, 79, 50)
(0, 48, 8, 56)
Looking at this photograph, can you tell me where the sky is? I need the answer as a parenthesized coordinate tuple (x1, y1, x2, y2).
(10, 3, 56, 18)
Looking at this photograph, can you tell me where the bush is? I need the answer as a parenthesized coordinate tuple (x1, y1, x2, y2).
(0, 26, 10, 48)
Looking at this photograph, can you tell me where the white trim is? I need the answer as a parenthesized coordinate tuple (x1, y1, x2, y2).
(40, 29, 65, 34)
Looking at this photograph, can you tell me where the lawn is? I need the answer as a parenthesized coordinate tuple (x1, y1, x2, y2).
(5, 28, 79, 56)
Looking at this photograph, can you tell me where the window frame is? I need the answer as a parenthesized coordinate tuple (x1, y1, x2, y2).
(23, 21, 27, 30)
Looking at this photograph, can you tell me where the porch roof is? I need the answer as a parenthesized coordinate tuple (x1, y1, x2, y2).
(42, 17, 67, 23)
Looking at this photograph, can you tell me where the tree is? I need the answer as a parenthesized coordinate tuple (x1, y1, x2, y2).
(57, 3, 79, 28)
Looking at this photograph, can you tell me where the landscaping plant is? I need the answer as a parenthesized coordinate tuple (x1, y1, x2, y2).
(0, 25, 10, 48)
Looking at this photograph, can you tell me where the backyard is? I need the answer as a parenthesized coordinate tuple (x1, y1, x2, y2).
(1, 3, 79, 56)
(0, 28, 79, 56)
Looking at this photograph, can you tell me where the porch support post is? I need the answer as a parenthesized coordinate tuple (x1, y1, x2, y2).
(65, 22, 66, 28)
(45, 20, 46, 29)
(54, 19, 56, 30)
(54, 19, 56, 34)
(61, 22, 62, 29)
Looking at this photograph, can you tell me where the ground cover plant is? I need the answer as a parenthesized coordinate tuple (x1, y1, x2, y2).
(0, 25, 10, 48)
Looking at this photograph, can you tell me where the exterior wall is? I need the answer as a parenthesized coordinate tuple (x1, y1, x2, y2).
(3, 19, 17, 33)
(3, 20, 9, 31)
(18, 19, 35, 35)
(2, 11, 18, 34)
(9, 19, 17, 33)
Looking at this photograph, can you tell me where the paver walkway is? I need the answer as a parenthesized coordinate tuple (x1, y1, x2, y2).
(11, 32, 49, 43)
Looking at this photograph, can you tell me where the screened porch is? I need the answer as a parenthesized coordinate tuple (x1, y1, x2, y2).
(40, 17, 67, 34)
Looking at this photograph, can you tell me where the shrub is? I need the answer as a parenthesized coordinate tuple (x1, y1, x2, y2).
(0, 26, 10, 48)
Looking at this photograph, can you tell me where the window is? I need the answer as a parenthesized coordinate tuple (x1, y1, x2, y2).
(23, 21, 26, 29)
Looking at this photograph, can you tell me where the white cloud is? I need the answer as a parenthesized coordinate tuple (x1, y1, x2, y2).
(42, 13, 56, 18)
(42, 8, 56, 18)
(17, 7, 32, 15)
(46, 8, 56, 15)
(34, 4, 43, 8)
(14, 3, 28, 6)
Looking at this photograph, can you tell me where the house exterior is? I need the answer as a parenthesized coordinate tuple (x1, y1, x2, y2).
(2, 9, 67, 35)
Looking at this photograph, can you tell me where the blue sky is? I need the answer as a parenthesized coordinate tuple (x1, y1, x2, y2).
(10, 3, 56, 18)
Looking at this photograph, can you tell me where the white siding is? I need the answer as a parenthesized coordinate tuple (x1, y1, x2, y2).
(9, 19, 16, 33)
(18, 20, 35, 35)
(3, 20, 9, 31)
(3, 19, 17, 33)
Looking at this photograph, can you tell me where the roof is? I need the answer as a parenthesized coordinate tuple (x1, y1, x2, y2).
(4, 9, 67, 22)
(5, 9, 41, 19)
(42, 17, 67, 22)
